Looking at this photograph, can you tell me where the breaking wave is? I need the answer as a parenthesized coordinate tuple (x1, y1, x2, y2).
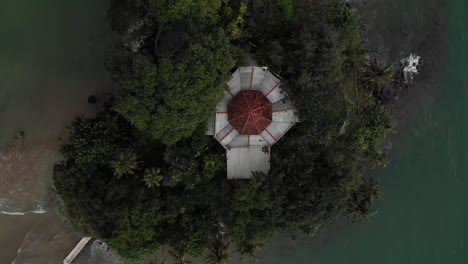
(0, 148, 56, 215)
(0, 205, 46, 216)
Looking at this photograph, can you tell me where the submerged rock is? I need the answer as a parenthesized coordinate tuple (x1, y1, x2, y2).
(14, 131, 25, 149)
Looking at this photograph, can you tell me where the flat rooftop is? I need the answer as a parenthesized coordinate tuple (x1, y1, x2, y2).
(226, 147, 270, 179)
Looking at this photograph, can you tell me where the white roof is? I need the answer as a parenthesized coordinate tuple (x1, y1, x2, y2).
(214, 112, 228, 135)
(209, 66, 300, 179)
(226, 70, 241, 94)
(212, 67, 298, 148)
(259, 70, 280, 95)
(214, 123, 239, 145)
(206, 115, 215, 135)
(226, 147, 270, 179)
(262, 121, 294, 143)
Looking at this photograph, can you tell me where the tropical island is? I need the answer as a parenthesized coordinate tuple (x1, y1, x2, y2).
(53, 0, 398, 263)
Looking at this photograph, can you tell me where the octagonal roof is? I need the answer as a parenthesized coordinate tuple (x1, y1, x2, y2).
(209, 67, 299, 149)
(228, 91, 272, 135)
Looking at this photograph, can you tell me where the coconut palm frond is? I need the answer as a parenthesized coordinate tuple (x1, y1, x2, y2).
(204, 235, 231, 264)
(110, 149, 139, 178)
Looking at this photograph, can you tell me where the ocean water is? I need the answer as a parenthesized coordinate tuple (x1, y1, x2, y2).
(0, 0, 111, 213)
(0, 0, 112, 262)
(253, 0, 468, 263)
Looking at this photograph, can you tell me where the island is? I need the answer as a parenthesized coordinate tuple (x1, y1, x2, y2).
(53, 0, 397, 263)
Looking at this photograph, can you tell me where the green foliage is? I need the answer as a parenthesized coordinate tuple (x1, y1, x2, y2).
(275, 0, 295, 20)
(362, 58, 394, 94)
(246, 0, 293, 43)
(236, 241, 262, 259)
(61, 113, 132, 165)
(149, 33, 235, 144)
(169, 250, 192, 264)
(55, 111, 224, 262)
(204, 235, 231, 264)
(346, 178, 384, 222)
(221, 173, 275, 247)
(109, 29, 238, 145)
(107, 0, 249, 145)
(349, 105, 394, 166)
(269, 137, 364, 232)
(163, 143, 200, 187)
(226, 2, 247, 39)
(150, 0, 224, 25)
(55, 112, 161, 261)
(203, 154, 224, 180)
(110, 149, 140, 178)
(143, 168, 163, 188)
(281, 1, 365, 138)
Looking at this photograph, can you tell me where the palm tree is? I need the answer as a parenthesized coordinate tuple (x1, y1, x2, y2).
(169, 250, 191, 264)
(110, 149, 139, 178)
(369, 180, 384, 202)
(236, 242, 262, 259)
(204, 235, 231, 264)
(346, 202, 376, 222)
(362, 58, 393, 95)
(143, 167, 164, 188)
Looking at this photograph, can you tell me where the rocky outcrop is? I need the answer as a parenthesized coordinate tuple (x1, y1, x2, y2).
(109, 0, 154, 52)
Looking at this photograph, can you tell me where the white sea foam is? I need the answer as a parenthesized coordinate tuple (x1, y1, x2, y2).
(0, 148, 53, 216)
(0, 205, 46, 215)
(401, 53, 421, 83)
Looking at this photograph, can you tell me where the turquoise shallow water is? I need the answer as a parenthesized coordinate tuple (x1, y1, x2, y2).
(256, 0, 468, 263)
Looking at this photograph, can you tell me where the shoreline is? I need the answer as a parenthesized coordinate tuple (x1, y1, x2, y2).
(0, 0, 113, 262)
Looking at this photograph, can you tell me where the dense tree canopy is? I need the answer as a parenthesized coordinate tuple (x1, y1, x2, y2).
(107, 31, 240, 144)
(107, 0, 245, 145)
(150, 0, 225, 25)
(55, 0, 397, 263)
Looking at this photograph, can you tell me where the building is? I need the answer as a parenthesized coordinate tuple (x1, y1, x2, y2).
(207, 67, 298, 179)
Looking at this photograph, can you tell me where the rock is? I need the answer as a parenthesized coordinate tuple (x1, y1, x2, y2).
(88, 95, 97, 104)
(109, 0, 154, 53)
(14, 130, 25, 148)
(400, 53, 421, 83)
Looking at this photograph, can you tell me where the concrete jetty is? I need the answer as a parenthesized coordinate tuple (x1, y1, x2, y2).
(63, 237, 92, 264)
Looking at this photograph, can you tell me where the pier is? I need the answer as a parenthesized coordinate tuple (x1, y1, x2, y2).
(63, 237, 92, 264)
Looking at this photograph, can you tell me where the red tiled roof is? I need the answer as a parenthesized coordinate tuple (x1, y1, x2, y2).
(228, 91, 272, 135)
